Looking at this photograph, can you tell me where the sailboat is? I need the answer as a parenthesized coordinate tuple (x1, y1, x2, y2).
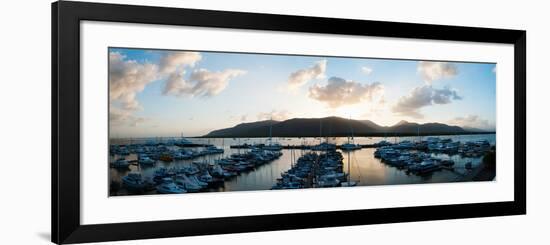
(264, 117, 282, 151)
(340, 116, 361, 151)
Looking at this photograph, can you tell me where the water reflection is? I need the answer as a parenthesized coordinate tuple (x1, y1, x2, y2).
(109, 134, 495, 196)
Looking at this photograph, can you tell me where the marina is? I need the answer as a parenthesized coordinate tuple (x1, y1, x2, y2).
(109, 134, 496, 196)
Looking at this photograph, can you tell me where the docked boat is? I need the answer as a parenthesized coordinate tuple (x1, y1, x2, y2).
(311, 142, 336, 151)
(210, 164, 225, 177)
(174, 174, 203, 192)
(317, 174, 340, 187)
(205, 145, 224, 154)
(198, 171, 213, 183)
(112, 158, 130, 169)
(408, 160, 441, 174)
(156, 178, 186, 194)
(340, 181, 357, 187)
(340, 143, 361, 151)
(122, 173, 145, 191)
(263, 143, 283, 151)
(159, 154, 173, 162)
(138, 156, 155, 166)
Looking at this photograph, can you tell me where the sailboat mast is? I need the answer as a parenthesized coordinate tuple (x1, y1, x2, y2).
(319, 118, 322, 145)
(269, 117, 273, 145)
(417, 125, 420, 143)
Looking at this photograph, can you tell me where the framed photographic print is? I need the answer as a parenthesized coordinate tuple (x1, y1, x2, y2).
(52, 1, 526, 244)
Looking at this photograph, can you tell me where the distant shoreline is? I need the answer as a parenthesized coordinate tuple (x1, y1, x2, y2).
(195, 131, 496, 139)
(109, 132, 495, 141)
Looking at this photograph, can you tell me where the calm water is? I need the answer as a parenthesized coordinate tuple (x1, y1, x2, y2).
(109, 134, 495, 195)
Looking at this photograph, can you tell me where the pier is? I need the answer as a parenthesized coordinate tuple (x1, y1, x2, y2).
(230, 144, 378, 150)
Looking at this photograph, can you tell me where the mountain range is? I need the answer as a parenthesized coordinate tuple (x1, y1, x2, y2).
(203, 116, 493, 138)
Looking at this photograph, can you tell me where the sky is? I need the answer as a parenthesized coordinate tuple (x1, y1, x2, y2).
(109, 47, 496, 138)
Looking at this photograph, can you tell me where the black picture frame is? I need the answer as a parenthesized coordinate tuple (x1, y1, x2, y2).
(52, 1, 526, 244)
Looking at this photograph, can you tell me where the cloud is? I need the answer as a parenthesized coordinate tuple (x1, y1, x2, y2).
(163, 68, 246, 97)
(449, 115, 494, 130)
(109, 52, 159, 127)
(287, 60, 327, 89)
(308, 77, 384, 108)
(392, 85, 462, 118)
(158, 51, 201, 75)
(257, 110, 291, 121)
(109, 50, 246, 126)
(361, 66, 373, 75)
(240, 114, 248, 122)
(109, 52, 159, 111)
(418, 61, 458, 83)
(109, 106, 148, 127)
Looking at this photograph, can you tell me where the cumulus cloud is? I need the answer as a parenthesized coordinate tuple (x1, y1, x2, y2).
(109, 107, 148, 127)
(109, 50, 243, 126)
(109, 52, 158, 111)
(163, 68, 246, 97)
(158, 51, 201, 75)
(392, 85, 462, 118)
(418, 61, 458, 83)
(361, 66, 373, 75)
(449, 115, 494, 130)
(109, 52, 159, 127)
(257, 110, 291, 121)
(308, 77, 384, 108)
(287, 60, 327, 89)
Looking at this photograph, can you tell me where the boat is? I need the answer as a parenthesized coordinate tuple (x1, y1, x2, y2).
(340, 181, 357, 187)
(340, 117, 362, 151)
(173, 151, 192, 160)
(311, 142, 336, 151)
(111, 158, 130, 169)
(264, 118, 283, 151)
(198, 171, 213, 183)
(174, 174, 203, 192)
(317, 174, 340, 187)
(175, 133, 193, 146)
(264, 143, 283, 151)
(210, 164, 225, 177)
(340, 143, 361, 151)
(138, 156, 155, 166)
(205, 145, 224, 154)
(156, 178, 186, 194)
(189, 175, 209, 188)
(159, 154, 173, 162)
(407, 160, 441, 174)
(394, 140, 415, 149)
(122, 173, 145, 191)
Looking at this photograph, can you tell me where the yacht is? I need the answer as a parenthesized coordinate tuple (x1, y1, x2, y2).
(198, 171, 213, 183)
(122, 173, 145, 191)
(156, 178, 186, 194)
(210, 164, 225, 178)
(263, 143, 283, 151)
(340, 181, 357, 187)
(408, 160, 441, 174)
(317, 174, 340, 187)
(174, 174, 202, 192)
(189, 175, 209, 188)
(112, 158, 130, 169)
(138, 156, 155, 166)
(340, 143, 361, 151)
(205, 145, 224, 154)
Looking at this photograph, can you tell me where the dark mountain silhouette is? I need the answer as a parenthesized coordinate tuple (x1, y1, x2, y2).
(203, 116, 490, 138)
